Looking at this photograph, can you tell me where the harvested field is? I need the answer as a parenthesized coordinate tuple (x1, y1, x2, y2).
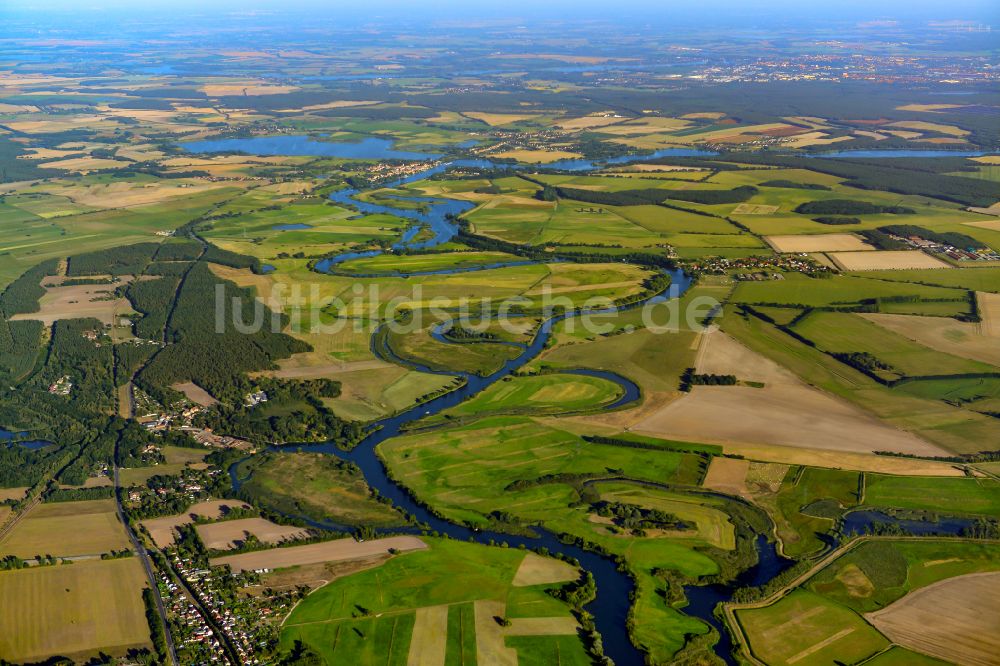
(765, 234, 872, 253)
(170, 382, 219, 406)
(979, 291, 1000, 338)
(505, 617, 579, 636)
(141, 500, 252, 548)
(258, 358, 391, 380)
(0, 487, 28, 501)
(0, 499, 129, 558)
(635, 332, 945, 456)
(555, 115, 628, 131)
(722, 443, 964, 476)
(861, 311, 1000, 368)
(732, 204, 779, 215)
(0, 558, 150, 663)
(463, 112, 539, 126)
(490, 149, 583, 164)
(866, 571, 1000, 666)
(406, 605, 449, 666)
(829, 250, 950, 271)
(194, 518, 309, 550)
(474, 599, 517, 666)
(702, 457, 750, 498)
(211, 535, 426, 572)
(11, 281, 134, 325)
(511, 553, 578, 587)
(745, 462, 789, 493)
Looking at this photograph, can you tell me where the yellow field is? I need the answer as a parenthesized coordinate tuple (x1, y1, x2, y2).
(701, 457, 751, 498)
(490, 149, 584, 163)
(555, 114, 628, 131)
(0, 500, 129, 558)
(765, 234, 871, 253)
(886, 120, 970, 137)
(0, 558, 151, 662)
(463, 112, 540, 126)
(828, 250, 950, 271)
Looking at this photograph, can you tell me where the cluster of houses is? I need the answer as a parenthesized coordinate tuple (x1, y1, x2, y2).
(683, 253, 823, 277)
(173, 554, 278, 665)
(890, 233, 1000, 262)
(159, 570, 231, 664)
(48, 375, 72, 396)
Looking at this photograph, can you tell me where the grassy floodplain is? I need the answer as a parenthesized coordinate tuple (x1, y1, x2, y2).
(280, 538, 591, 666)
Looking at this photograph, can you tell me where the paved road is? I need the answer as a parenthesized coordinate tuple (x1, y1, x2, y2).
(113, 462, 179, 665)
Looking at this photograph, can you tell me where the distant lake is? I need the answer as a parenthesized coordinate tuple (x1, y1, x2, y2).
(273, 223, 313, 231)
(180, 135, 442, 160)
(812, 149, 990, 159)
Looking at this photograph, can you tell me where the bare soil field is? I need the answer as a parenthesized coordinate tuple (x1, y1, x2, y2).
(255, 555, 391, 593)
(141, 500, 252, 548)
(634, 332, 946, 456)
(12, 281, 134, 326)
(764, 234, 872, 253)
(862, 311, 1000, 367)
(866, 571, 1000, 666)
(170, 382, 219, 406)
(702, 457, 751, 498)
(829, 250, 950, 271)
(194, 518, 309, 550)
(511, 553, 578, 587)
(210, 535, 426, 573)
(407, 605, 449, 666)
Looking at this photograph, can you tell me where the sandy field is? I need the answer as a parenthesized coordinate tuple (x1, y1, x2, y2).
(12, 282, 134, 326)
(701, 457, 751, 498)
(886, 120, 970, 137)
(511, 553, 578, 587)
(765, 234, 872, 253)
(141, 500, 251, 548)
(828, 250, 950, 271)
(862, 309, 1000, 368)
(407, 605, 449, 666)
(866, 572, 1000, 666)
(210, 535, 426, 573)
(634, 331, 946, 457)
(194, 518, 310, 550)
(170, 382, 219, 407)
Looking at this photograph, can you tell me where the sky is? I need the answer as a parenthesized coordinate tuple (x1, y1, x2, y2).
(4, 0, 999, 19)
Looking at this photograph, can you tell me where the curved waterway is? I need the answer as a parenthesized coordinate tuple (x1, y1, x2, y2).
(240, 154, 792, 665)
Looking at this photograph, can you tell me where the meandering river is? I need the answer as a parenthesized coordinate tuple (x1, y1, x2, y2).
(223, 149, 792, 664)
